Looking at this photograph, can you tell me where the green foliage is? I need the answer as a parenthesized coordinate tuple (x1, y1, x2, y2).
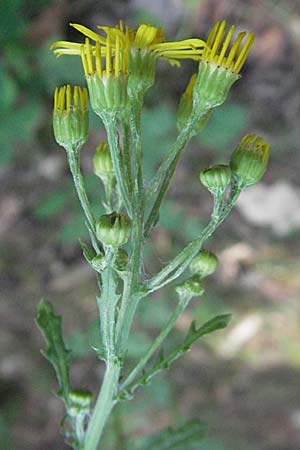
(36, 299, 72, 402)
(128, 420, 207, 450)
(198, 102, 248, 151)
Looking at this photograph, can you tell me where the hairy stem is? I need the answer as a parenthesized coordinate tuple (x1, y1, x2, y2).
(102, 115, 133, 217)
(84, 360, 121, 450)
(67, 148, 100, 253)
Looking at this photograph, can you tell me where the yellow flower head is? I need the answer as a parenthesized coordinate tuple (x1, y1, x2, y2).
(203, 20, 255, 74)
(80, 35, 127, 78)
(51, 21, 206, 66)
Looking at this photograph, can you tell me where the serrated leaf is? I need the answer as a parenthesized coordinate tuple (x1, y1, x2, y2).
(129, 420, 207, 450)
(36, 299, 72, 401)
(183, 314, 231, 349)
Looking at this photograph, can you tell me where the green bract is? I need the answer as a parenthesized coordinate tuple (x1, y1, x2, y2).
(87, 74, 128, 117)
(128, 50, 156, 96)
(194, 62, 239, 112)
(96, 212, 132, 247)
(189, 250, 218, 277)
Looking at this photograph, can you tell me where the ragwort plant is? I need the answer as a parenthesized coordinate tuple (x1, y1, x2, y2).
(36, 20, 269, 450)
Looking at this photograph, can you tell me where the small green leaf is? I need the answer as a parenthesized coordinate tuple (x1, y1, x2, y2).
(183, 314, 231, 349)
(36, 299, 72, 401)
(129, 420, 207, 450)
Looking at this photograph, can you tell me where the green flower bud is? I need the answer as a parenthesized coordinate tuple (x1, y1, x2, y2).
(177, 74, 212, 133)
(53, 85, 88, 151)
(114, 249, 129, 272)
(128, 49, 156, 96)
(175, 275, 205, 299)
(230, 134, 270, 188)
(200, 164, 231, 194)
(90, 253, 107, 272)
(81, 39, 128, 118)
(93, 142, 114, 181)
(69, 390, 92, 416)
(96, 212, 132, 247)
(193, 21, 254, 112)
(189, 250, 218, 277)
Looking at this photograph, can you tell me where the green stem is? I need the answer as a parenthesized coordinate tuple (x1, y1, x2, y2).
(84, 360, 121, 450)
(119, 294, 192, 394)
(115, 94, 145, 356)
(144, 120, 196, 238)
(102, 115, 133, 217)
(67, 148, 100, 253)
(121, 119, 133, 196)
(97, 246, 119, 361)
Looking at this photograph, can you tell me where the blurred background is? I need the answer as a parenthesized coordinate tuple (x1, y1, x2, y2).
(1, 0, 300, 449)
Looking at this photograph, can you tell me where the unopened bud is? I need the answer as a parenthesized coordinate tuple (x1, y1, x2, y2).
(90, 253, 106, 272)
(93, 142, 114, 181)
(177, 74, 212, 133)
(230, 134, 270, 188)
(53, 85, 88, 151)
(68, 390, 92, 416)
(200, 164, 231, 194)
(175, 275, 205, 298)
(114, 249, 129, 272)
(96, 212, 132, 247)
(189, 250, 218, 277)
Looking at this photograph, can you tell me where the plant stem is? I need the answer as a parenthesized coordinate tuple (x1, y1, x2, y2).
(103, 115, 133, 217)
(115, 94, 145, 356)
(67, 148, 100, 253)
(145, 185, 241, 293)
(84, 359, 121, 450)
(119, 294, 192, 394)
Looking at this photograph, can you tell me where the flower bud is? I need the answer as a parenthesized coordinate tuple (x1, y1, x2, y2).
(200, 164, 231, 194)
(90, 253, 107, 272)
(53, 85, 88, 151)
(93, 142, 114, 181)
(114, 249, 129, 272)
(230, 134, 270, 188)
(175, 275, 205, 299)
(96, 212, 132, 247)
(81, 38, 128, 118)
(193, 21, 254, 112)
(177, 74, 212, 133)
(189, 250, 218, 277)
(69, 390, 92, 417)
